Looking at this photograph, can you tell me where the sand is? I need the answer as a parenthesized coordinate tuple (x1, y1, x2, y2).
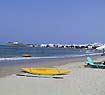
(0, 55, 105, 95)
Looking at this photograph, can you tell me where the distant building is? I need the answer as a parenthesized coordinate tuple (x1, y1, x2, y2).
(6, 42, 104, 49)
(7, 42, 26, 46)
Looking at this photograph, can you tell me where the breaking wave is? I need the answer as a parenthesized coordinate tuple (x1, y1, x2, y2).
(0, 52, 101, 61)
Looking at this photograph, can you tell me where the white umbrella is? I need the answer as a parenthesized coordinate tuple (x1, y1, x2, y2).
(96, 45, 105, 55)
(96, 45, 105, 50)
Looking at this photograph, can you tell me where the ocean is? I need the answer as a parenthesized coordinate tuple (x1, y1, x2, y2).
(0, 45, 102, 77)
(0, 45, 101, 63)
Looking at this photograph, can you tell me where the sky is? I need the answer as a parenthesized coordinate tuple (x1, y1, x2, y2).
(0, 0, 105, 44)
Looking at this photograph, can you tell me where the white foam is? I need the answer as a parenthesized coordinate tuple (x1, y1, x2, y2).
(0, 53, 101, 61)
(0, 56, 59, 61)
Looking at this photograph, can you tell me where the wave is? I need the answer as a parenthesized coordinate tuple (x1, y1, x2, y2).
(0, 53, 101, 61)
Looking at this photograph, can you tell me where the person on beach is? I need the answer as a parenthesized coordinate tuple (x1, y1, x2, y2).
(101, 61, 105, 65)
(101, 48, 105, 56)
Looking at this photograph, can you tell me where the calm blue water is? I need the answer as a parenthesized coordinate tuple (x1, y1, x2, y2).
(0, 45, 101, 62)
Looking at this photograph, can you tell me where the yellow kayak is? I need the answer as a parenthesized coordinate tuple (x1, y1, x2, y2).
(21, 67, 71, 75)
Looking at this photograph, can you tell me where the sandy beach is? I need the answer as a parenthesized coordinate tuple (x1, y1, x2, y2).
(0, 55, 105, 95)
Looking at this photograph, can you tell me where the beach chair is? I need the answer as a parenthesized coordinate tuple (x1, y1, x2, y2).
(86, 57, 105, 68)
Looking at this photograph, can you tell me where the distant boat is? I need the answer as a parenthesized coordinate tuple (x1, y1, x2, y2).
(22, 54, 32, 57)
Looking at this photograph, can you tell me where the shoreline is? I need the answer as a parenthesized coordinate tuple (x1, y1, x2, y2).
(0, 55, 104, 78)
(0, 55, 105, 95)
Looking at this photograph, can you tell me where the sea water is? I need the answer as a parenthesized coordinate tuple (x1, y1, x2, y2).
(0, 45, 101, 65)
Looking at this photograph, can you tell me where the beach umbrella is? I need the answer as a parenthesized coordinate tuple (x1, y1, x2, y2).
(96, 45, 105, 55)
(96, 45, 105, 50)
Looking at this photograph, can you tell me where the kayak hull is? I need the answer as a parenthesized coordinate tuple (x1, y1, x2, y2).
(21, 67, 71, 75)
